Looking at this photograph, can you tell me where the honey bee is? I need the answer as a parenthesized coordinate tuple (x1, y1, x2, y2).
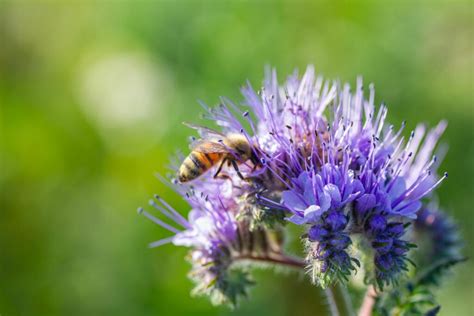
(178, 123, 258, 183)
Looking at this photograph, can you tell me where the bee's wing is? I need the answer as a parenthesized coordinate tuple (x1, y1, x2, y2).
(183, 122, 226, 140)
(190, 140, 228, 153)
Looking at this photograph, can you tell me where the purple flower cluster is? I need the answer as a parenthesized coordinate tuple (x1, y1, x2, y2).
(138, 180, 249, 305)
(251, 68, 448, 286)
(139, 178, 291, 306)
(140, 66, 452, 304)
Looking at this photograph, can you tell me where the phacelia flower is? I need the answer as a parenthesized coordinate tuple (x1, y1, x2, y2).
(139, 179, 297, 306)
(140, 66, 455, 308)
(138, 180, 246, 306)
(241, 67, 447, 287)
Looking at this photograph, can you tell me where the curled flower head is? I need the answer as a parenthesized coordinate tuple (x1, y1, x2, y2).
(373, 202, 464, 315)
(305, 210, 359, 287)
(414, 203, 463, 265)
(365, 213, 414, 289)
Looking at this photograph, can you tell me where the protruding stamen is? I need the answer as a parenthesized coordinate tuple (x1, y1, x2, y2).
(153, 195, 190, 228)
(149, 237, 175, 248)
(138, 208, 181, 234)
(256, 194, 289, 211)
(148, 199, 187, 229)
(409, 172, 448, 202)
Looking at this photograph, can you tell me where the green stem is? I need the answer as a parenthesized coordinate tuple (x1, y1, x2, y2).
(325, 286, 341, 316)
(325, 284, 355, 316)
(234, 253, 305, 269)
(340, 283, 356, 316)
(236, 254, 358, 316)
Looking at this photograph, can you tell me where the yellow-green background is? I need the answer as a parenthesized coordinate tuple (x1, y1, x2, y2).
(1, 2, 472, 315)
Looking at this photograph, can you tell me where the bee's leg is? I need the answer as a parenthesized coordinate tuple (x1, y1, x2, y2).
(214, 158, 227, 178)
(215, 173, 236, 185)
(231, 160, 245, 180)
(215, 174, 232, 181)
(249, 153, 261, 173)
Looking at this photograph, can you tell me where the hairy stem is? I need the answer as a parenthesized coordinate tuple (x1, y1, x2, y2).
(234, 253, 305, 269)
(325, 286, 341, 316)
(340, 283, 356, 316)
(325, 284, 356, 316)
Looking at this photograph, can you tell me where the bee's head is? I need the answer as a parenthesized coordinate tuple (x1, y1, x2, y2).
(225, 134, 252, 161)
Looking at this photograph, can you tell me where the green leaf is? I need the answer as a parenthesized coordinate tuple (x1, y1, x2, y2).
(416, 257, 467, 288)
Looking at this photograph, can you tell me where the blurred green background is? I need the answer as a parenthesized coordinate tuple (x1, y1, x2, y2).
(1, 1, 472, 315)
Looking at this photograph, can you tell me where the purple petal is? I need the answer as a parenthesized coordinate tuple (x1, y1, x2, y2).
(355, 194, 376, 213)
(344, 191, 363, 204)
(298, 171, 310, 185)
(188, 209, 204, 223)
(303, 205, 324, 223)
(317, 189, 331, 212)
(304, 178, 317, 205)
(324, 184, 342, 208)
(351, 179, 365, 196)
(376, 191, 392, 212)
(282, 190, 306, 211)
(395, 200, 422, 218)
(389, 177, 406, 199)
(286, 214, 308, 225)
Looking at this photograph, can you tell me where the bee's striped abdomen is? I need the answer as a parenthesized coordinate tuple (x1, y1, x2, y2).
(178, 152, 222, 182)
